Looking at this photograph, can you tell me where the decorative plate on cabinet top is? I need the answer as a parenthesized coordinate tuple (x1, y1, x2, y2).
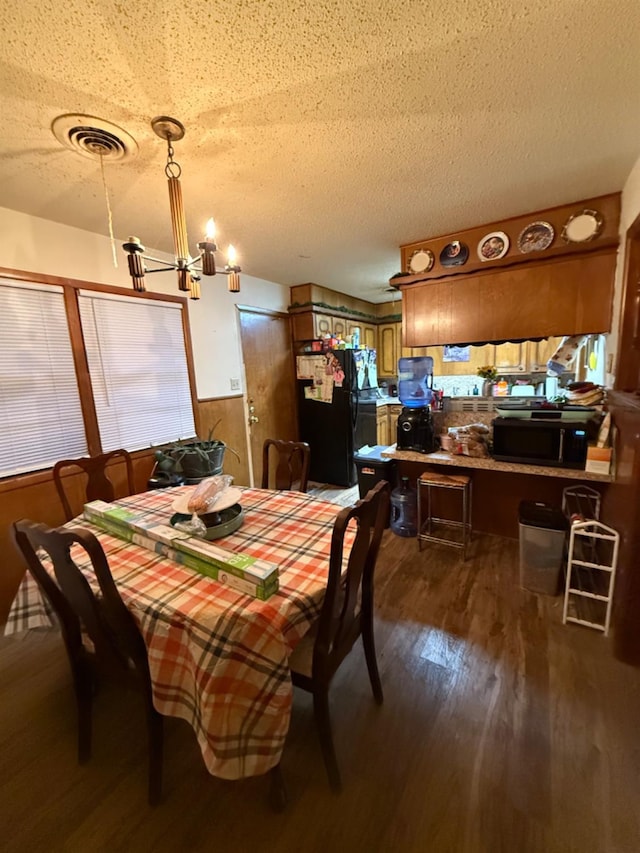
(407, 248, 435, 274)
(439, 240, 469, 267)
(561, 209, 604, 243)
(517, 221, 555, 253)
(477, 231, 510, 261)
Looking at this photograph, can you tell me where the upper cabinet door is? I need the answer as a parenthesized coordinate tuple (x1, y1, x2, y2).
(313, 314, 333, 338)
(378, 324, 397, 376)
(332, 316, 347, 337)
(493, 342, 527, 373)
(402, 250, 617, 347)
(527, 337, 563, 372)
(363, 324, 377, 350)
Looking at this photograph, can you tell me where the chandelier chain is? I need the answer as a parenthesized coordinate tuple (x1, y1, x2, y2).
(164, 139, 182, 180)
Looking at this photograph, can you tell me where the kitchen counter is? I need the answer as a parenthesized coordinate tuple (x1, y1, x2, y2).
(381, 445, 613, 483)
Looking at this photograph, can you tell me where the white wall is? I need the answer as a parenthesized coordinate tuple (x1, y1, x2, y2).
(0, 207, 289, 398)
(608, 152, 640, 384)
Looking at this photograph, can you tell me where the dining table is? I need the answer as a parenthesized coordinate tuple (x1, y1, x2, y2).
(4, 485, 349, 780)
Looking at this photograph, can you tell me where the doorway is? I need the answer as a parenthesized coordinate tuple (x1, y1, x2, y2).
(237, 306, 299, 485)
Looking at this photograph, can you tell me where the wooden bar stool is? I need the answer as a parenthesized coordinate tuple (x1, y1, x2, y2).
(417, 470, 472, 559)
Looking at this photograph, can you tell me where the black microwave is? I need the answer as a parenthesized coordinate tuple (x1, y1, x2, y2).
(492, 418, 590, 469)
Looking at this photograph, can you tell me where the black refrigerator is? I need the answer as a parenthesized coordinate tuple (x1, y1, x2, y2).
(296, 349, 378, 487)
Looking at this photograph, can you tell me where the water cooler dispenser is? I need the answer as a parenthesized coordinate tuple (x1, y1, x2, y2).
(396, 356, 437, 453)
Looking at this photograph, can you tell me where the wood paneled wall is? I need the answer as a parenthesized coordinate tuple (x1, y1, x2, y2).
(0, 452, 155, 625)
(602, 392, 640, 665)
(196, 396, 251, 486)
(0, 396, 250, 627)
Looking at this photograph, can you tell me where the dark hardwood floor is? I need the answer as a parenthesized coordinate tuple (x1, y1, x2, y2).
(2, 528, 640, 852)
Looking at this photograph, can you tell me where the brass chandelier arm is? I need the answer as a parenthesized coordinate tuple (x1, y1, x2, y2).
(126, 250, 239, 276)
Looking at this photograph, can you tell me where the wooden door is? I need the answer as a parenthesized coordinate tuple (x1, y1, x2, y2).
(238, 307, 299, 485)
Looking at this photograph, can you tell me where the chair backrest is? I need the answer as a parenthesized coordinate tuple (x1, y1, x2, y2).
(312, 480, 390, 681)
(12, 519, 150, 678)
(53, 449, 135, 521)
(261, 439, 311, 492)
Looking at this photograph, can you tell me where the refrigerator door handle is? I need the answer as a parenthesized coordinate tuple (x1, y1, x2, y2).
(351, 389, 359, 429)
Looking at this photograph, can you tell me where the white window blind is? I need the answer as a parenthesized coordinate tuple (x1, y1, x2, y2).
(78, 291, 196, 452)
(0, 279, 88, 477)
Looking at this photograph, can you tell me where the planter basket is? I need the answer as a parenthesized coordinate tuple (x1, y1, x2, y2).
(172, 442, 226, 481)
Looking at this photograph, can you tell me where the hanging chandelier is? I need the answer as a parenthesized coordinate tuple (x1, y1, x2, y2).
(123, 116, 240, 300)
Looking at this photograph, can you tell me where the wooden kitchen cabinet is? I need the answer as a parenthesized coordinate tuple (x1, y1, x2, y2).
(401, 250, 617, 346)
(346, 320, 378, 349)
(364, 326, 377, 350)
(408, 344, 491, 377)
(332, 316, 347, 337)
(376, 407, 391, 446)
(397, 324, 412, 361)
(387, 404, 403, 445)
(313, 314, 332, 338)
(346, 320, 377, 350)
(290, 311, 350, 341)
(492, 341, 527, 373)
(527, 337, 563, 372)
(378, 324, 398, 376)
(379, 321, 413, 376)
(486, 338, 563, 374)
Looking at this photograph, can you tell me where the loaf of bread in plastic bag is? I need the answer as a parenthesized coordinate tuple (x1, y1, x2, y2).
(187, 474, 233, 514)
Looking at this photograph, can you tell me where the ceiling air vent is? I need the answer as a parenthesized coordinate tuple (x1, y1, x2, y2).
(51, 114, 138, 162)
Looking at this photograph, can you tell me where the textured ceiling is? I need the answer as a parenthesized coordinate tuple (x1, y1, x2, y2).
(1, 0, 639, 303)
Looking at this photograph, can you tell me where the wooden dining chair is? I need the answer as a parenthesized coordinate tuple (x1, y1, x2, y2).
(11, 519, 164, 806)
(261, 439, 311, 492)
(53, 449, 135, 522)
(288, 479, 390, 792)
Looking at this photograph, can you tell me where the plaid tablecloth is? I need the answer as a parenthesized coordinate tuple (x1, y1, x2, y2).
(5, 486, 346, 779)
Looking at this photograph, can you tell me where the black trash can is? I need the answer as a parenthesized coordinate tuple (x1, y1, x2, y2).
(518, 500, 569, 595)
(353, 446, 397, 528)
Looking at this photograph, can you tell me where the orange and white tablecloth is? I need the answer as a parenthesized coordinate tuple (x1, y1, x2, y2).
(5, 486, 345, 779)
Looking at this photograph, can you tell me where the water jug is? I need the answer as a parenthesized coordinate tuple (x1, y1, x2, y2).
(398, 356, 434, 409)
(390, 476, 417, 537)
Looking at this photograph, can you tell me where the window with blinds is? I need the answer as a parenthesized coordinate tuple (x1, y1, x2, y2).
(78, 291, 196, 452)
(0, 279, 88, 477)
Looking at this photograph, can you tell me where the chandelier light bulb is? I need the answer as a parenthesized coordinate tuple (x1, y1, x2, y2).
(205, 218, 216, 241)
(227, 244, 237, 266)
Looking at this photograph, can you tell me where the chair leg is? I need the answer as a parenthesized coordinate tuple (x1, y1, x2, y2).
(268, 763, 288, 812)
(72, 658, 94, 764)
(362, 619, 384, 705)
(313, 689, 342, 793)
(147, 706, 164, 807)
